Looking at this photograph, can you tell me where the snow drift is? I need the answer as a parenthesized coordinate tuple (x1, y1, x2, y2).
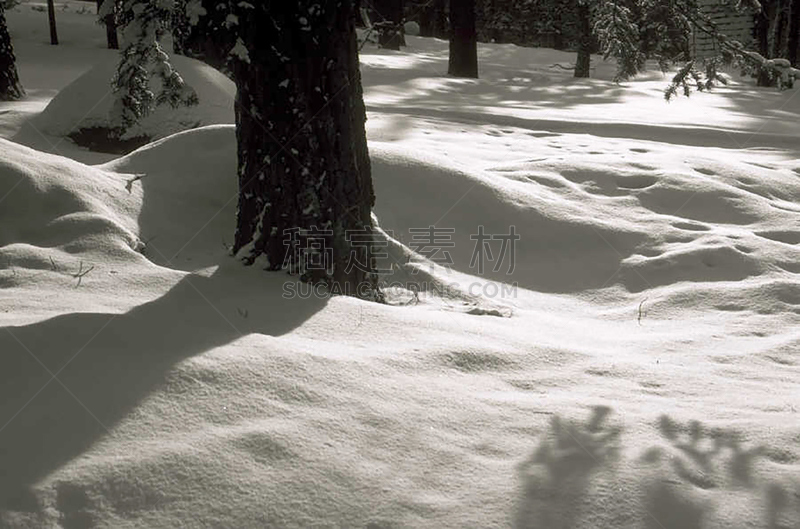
(32, 54, 235, 141)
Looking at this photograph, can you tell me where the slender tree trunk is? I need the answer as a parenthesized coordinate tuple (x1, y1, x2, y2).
(231, 1, 381, 300)
(755, 5, 773, 85)
(448, 0, 478, 77)
(47, 0, 58, 45)
(789, 0, 800, 66)
(574, 1, 591, 77)
(0, 3, 24, 100)
(97, 0, 119, 49)
(375, 0, 405, 48)
(419, 0, 447, 37)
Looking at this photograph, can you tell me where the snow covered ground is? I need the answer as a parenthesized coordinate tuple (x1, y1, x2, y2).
(1, 2, 799, 528)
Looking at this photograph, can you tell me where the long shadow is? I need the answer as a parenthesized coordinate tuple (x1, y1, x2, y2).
(0, 266, 326, 510)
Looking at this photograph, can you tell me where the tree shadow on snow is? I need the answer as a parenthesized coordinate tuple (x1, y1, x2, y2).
(514, 409, 800, 529)
(514, 405, 622, 529)
(640, 415, 800, 529)
(0, 266, 326, 511)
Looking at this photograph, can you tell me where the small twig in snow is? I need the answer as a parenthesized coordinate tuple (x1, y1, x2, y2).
(125, 173, 148, 193)
(72, 261, 95, 287)
(638, 297, 648, 325)
(49, 256, 59, 272)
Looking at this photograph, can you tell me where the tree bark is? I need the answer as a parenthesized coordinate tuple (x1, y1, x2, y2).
(97, 0, 119, 49)
(448, 0, 478, 77)
(0, 3, 24, 100)
(787, 0, 799, 65)
(231, 1, 381, 300)
(574, 1, 591, 77)
(47, 0, 58, 45)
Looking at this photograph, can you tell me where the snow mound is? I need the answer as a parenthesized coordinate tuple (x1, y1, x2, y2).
(33, 54, 235, 141)
(371, 142, 800, 298)
(0, 138, 142, 267)
(100, 125, 239, 270)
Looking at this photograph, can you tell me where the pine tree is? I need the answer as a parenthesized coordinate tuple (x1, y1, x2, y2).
(228, 1, 382, 300)
(572, 0, 799, 97)
(449, 0, 478, 77)
(109, 0, 197, 136)
(593, 0, 645, 81)
(0, 2, 23, 100)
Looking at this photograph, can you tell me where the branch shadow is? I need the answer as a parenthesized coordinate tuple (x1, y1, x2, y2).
(515, 405, 622, 529)
(640, 415, 800, 529)
(0, 266, 326, 511)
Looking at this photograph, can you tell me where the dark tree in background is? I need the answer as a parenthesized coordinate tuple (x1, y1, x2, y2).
(173, 0, 236, 75)
(417, 0, 447, 38)
(448, 0, 478, 77)
(230, 1, 381, 299)
(46, 0, 57, 45)
(574, 0, 592, 77)
(789, 0, 799, 66)
(374, 0, 406, 49)
(0, 2, 23, 100)
(97, 1, 119, 49)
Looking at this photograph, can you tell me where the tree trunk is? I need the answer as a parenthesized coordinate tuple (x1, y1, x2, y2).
(787, 0, 799, 66)
(47, 0, 58, 45)
(755, 1, 779, 86)
(574, 1, 591, 77)
(231, 1, 381, 300)
(419, 0, 447, 38)
(375, 0, 406, 48)
(0, 3, 24, 100)
(448, 0, 478, 77)
(97, 0, 119, 49)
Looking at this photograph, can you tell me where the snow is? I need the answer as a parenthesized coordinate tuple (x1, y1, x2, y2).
(35, 52, 234, 141)
(1, 3, 799, 528)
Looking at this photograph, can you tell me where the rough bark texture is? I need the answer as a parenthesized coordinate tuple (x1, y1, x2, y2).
(232, 1, 380, 299)
(0, 3, 24, 101)
(47, 0, 58, 45)
(97, 0, 118, 49)
(574, 1, 591, 78)
(448, 0, 478, 77)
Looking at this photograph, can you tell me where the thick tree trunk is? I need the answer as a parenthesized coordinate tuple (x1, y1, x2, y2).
(0, 4, 24, 100)
(448, 0, 478, 77)
(47, 0, 58, 45)
(574, 1, 591, 77)
(231, 1, 381, 300)
(97, 0, 119, 49)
